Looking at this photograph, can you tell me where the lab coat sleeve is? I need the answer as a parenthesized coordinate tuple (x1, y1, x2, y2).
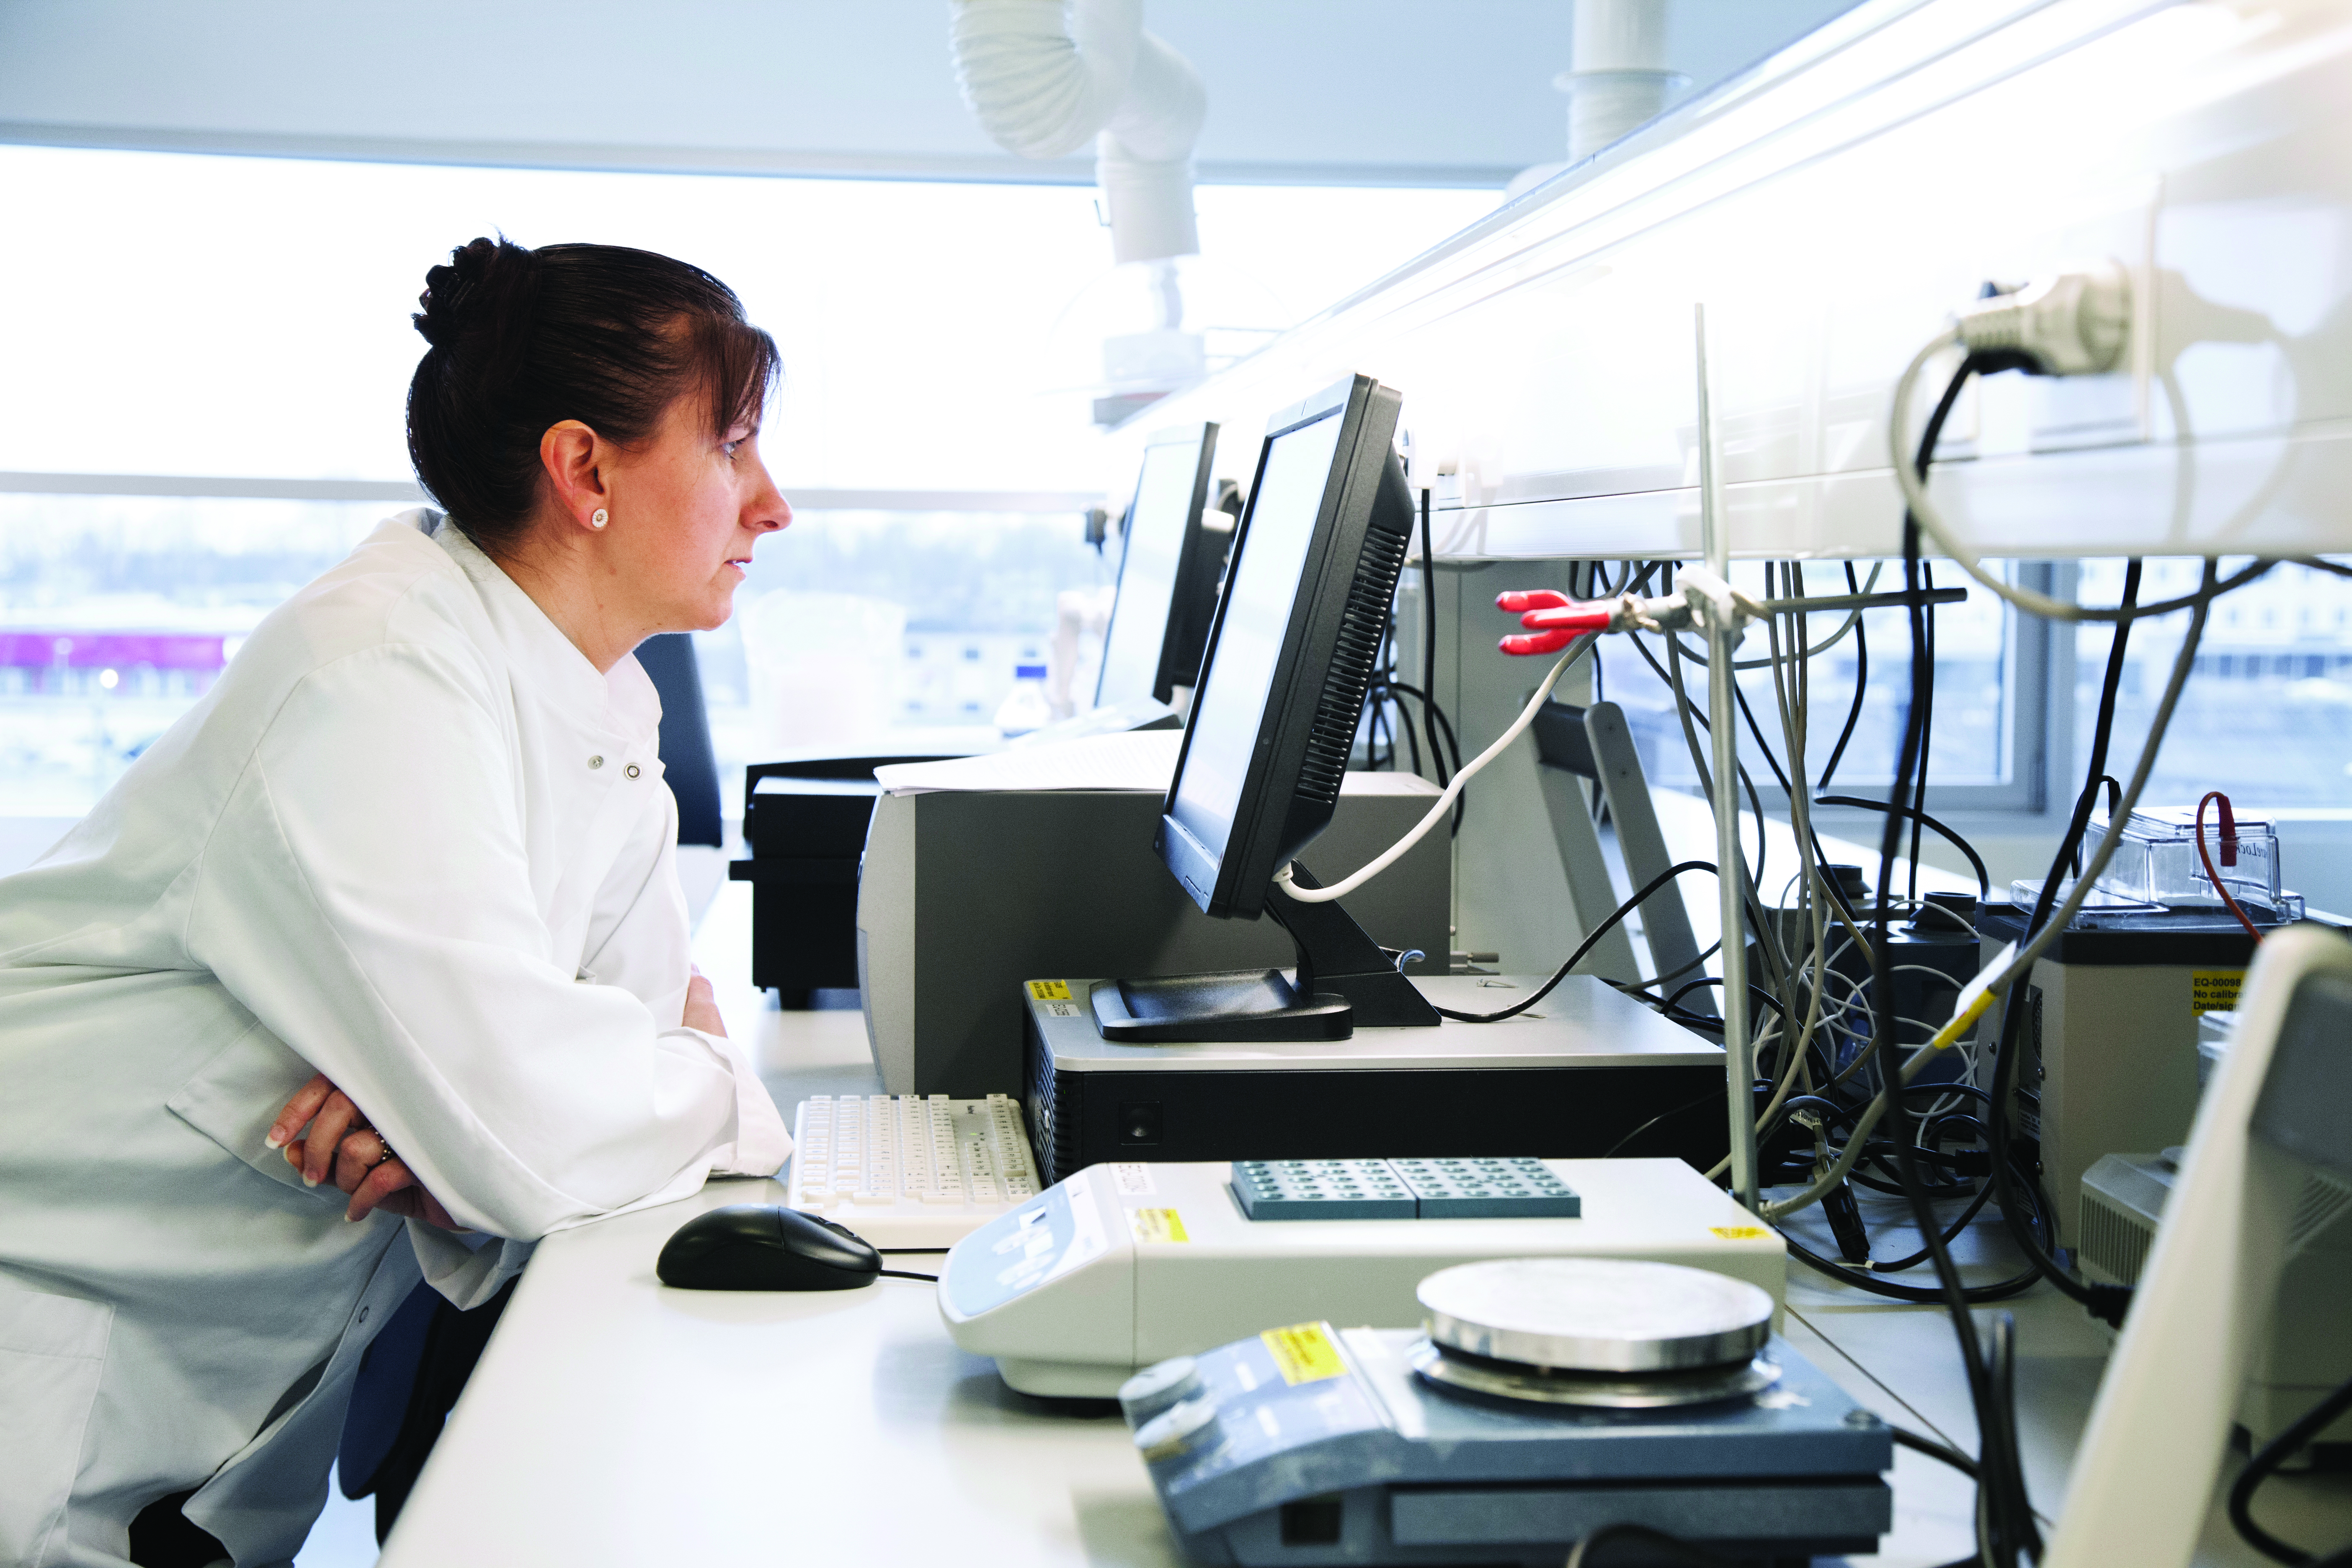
(572, 779, 790, 1186)
(187, 642, 788, 1243)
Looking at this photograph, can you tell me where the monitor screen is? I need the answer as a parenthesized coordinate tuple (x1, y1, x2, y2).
(1095, 430, 1212, 708)
(1167, 409, 1347, 871)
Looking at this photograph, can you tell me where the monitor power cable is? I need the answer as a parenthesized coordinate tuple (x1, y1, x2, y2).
(1431, 858, 1718, 1025)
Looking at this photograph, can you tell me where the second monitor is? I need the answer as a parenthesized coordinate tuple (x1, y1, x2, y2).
(1094, 420, 1228, 714)
(1092, 373, 1439, 1042)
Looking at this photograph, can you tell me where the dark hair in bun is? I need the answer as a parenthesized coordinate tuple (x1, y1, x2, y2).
(405, 236, 780, 552)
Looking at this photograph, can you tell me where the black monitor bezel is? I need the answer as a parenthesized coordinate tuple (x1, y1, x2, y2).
(1154, 372, 1404, 921)
(1095, 421, 1220, 709)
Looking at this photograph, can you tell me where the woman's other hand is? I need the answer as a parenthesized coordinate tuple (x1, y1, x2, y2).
(268, 1072, 460, 1228)
(324, 1128, 461, 1228)
(683, 965, 726, 1037)
(266, 1072, 364, 1187)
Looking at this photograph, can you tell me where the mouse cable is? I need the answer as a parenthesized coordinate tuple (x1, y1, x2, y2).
(878, 1269, 939, 1283)
(877, 1248, 948, 1254)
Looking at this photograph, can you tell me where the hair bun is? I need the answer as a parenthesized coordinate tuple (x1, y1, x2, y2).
(413, 236, 531, 349)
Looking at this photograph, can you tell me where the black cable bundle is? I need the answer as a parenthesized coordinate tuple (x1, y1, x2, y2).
(1873, 353, 2043, 1564)
(1982, 559, 2146, 1329)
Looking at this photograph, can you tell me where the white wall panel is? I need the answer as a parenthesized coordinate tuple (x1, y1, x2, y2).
(1114, 0, 2352, 561)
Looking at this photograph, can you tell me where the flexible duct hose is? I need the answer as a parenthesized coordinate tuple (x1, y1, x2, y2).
(951, 0, 1204, 263)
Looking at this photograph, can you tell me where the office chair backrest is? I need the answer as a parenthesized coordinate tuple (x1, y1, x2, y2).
(2047, 923, 2352, 1566)
(634, 633, 724, 848)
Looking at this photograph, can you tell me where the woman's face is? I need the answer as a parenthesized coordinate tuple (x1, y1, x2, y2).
(603, 392, 790, 633)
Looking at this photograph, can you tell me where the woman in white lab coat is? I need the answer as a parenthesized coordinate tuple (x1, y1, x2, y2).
(0, 237, 794, 1568)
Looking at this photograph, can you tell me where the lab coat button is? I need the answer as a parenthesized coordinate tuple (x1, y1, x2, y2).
(588, 755, 604, 769)
(358, 1306, 370, 1324)
(625, 763, 640, 778)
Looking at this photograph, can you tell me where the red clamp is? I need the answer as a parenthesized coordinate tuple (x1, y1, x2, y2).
(1495, 589, 1614, 655)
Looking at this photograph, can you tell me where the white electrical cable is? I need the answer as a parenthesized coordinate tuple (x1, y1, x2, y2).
(1275, 637, 1594, 904)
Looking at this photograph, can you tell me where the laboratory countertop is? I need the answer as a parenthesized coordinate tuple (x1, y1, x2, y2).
(381, 884, 2352, 1567)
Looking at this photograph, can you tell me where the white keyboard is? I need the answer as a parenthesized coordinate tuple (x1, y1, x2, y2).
(785, 1093, 1044, 1248)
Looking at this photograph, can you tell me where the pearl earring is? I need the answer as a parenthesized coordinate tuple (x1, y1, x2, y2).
(590, 508, 609, 529)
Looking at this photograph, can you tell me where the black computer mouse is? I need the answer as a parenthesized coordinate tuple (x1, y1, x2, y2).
(656, 1204, 881, 1291)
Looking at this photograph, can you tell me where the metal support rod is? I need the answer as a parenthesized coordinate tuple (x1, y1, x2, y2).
(1694, 304, 1760, 1213)
(1754, 585, 1968, 616)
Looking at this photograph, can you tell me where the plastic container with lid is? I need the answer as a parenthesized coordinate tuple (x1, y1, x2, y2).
(2082, 806, 2299, 921)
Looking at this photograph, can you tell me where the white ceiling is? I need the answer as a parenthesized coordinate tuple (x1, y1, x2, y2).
(0, 0, 1858, 186)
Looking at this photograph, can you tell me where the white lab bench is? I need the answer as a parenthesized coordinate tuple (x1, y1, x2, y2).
(377, 885, 2352, 1567)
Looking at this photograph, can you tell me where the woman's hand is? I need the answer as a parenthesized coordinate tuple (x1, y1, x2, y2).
(266, 1072, 364, 1187)
(683, 965, 726, 1037)
(268, 1073, 461, 1228)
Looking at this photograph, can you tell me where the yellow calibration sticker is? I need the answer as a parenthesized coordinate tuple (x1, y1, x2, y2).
(1261, 1323, 1346, 1386)
(2192, 970, 2245, 1015)
(1027, 980, 1072, 1002)
(1127, 1208, 1189, 1244)
(1711, 1226, 1770, 1240)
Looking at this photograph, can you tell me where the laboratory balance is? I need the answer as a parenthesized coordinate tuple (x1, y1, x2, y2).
(1121, 1258, 1892, 1566)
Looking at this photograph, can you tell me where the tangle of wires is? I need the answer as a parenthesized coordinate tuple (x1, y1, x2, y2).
(1556, 344, 2264, 1565)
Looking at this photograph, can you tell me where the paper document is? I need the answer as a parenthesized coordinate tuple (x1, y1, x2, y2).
(873, 730, 1184, 796)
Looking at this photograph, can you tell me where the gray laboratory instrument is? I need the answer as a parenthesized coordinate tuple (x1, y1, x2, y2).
(935, 1157, 1782, 1397)
(1119, 1258, 1890, 1565)
(1020, 972, 1727, 1182)
(1988, 805, 2339, 1246)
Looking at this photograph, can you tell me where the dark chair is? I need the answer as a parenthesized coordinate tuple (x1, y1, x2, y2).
(335, 634, 724, 1541)
(634, 632, 723, 847)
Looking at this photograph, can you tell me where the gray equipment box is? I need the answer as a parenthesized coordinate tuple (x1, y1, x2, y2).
(858, 773, 1447, 1097)
(1021, 975, 1727, 1184)
(1134, 1324, 1891, 1566)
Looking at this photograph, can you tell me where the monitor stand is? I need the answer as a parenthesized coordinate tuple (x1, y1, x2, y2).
(1090, 864, 1443, 1043)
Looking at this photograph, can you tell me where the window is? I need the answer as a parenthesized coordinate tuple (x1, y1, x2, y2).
(2083, 558, 2352, 808)
(0, 144, 1494, 822)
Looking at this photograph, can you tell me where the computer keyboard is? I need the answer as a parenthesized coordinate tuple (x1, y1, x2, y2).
(786, 1093, 1044, 1248)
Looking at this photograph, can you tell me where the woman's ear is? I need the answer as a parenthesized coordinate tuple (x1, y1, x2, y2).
(539, 421, 610, 534)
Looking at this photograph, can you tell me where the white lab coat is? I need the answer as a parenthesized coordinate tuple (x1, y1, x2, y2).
(0, 511, 791, 1568)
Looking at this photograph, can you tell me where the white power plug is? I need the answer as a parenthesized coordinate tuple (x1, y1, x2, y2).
(1953, 258, 2132, 376)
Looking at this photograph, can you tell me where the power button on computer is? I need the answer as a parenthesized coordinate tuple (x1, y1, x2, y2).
(1119, 1101, 1163, 1145)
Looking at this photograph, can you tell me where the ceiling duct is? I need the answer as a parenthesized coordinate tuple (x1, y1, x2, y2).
(954, 0, 1233, 423)
(1507, 0, 1688, 201)
(950, 0, 1206, 265)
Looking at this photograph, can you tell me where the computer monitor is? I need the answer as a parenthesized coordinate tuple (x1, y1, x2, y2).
(1095, 423, 1222, 709)
(1091, 373, 1439, 1043)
